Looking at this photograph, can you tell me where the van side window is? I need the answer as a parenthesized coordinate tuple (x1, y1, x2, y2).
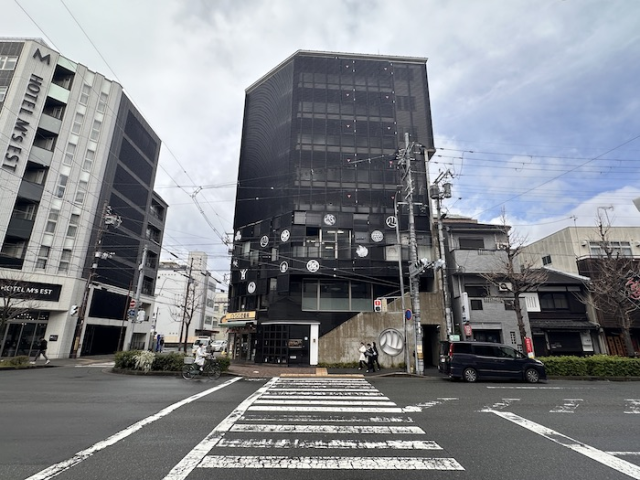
(473, 345, 499, 357)
(454, 343, 473, 354)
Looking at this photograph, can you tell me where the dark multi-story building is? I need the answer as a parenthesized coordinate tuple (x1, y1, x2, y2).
(0, 39, 166, 359)
(227, 51, 439, 366)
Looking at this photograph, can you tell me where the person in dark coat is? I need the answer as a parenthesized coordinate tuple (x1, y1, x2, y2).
(372, 341, 381, 370)
(365, 343, 376, 372)
(30, 337, 50, 365)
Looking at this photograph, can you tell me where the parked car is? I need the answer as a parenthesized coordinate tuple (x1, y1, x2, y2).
(211, 340, 227, 352)
(438, 340, 546, 383)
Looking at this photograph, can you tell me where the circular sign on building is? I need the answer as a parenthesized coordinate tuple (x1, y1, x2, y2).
(371, 230, 384, 242)
(379, 328, 404, 357)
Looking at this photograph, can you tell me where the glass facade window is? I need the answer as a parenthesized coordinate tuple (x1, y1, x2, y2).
(71, 113, 84, 134)
(302, 280, 372, 311)
(0, 56, 18, 70)
(83, 149, 95, 171)
(90, 119, 102, 141)
(63, 142, 76, 166)
(36, 246, 50, 269)
(79, 84, 91, 105)
(97, 92, 108, 113)
(0, 86, 7, 102)
(58, 249, 71, 274)
(589, 241, 632, 257)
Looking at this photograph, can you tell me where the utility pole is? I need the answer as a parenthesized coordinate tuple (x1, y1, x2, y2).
(397, 132, 424, 375)
(393, 194, 411, 374)
(178, 257, 194, 352)
(70, 202, 119, 358)
(430, 171, 453, 337)
(123, 243, 148, 351)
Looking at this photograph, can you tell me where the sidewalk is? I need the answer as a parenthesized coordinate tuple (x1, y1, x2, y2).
(18, 354, 443, 379)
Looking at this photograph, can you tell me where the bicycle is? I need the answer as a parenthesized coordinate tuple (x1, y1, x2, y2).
(181, 355, 221, 380)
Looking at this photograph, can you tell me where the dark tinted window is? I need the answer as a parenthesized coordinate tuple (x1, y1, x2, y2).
(473, 345, 500, 357)
(452, 342, 472, 354)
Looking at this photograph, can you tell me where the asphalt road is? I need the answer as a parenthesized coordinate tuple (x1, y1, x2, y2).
(1, 364, 639, 480)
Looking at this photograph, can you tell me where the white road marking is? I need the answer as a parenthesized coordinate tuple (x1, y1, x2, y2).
(550, 399, 583, 413)
(607, 452, 640, 457)
(254, 399, 396, 405)
(486, 386, 564, 389)
(198, 455, 464, 470)
(230, 424, 425, 434)
(265, 390, 382, 395)
(480, 398, 520, 412)
(248, 405, 404, 413)
(163, 377, 280, 480)
(261, 395, 388, 401)
(490, 410, 640, 479)
(24, 377, 243, 480)
(240, 414, 414, 423)
(217, 439, 441, 449)
(403, 398, 457, 412)
(76, 362, 115, 368)
(625, 399, 640, 414)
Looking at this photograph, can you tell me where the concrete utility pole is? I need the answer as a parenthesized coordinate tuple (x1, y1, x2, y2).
(123, 243, 148, 351)
(393, 194, 410, 374)
(430, 171, 453, 337)
(178, 257, 194, 352)
(397, 133, 424, 375)
(70, 202, 118, 358)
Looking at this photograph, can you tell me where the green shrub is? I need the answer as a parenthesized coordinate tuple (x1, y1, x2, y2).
(114, 351, 230, 373)
(538, 355, 640, 377)
(4, 355, 30, 367)
(151, 352, 185, 371)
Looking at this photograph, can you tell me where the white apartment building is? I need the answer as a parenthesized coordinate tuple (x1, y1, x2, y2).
(0, 38, 167, 359)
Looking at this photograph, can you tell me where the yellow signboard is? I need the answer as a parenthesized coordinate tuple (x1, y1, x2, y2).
(221, 311, 256, 323)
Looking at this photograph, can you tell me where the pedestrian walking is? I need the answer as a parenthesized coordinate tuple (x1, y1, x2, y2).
(30, 337, 50, 365)
(358, 341, 367, 370)
(372, 341, 382, 370)
(365, 343, 376, 372)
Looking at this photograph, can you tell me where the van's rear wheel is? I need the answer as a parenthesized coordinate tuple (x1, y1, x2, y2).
(524, 368, 540, 383)
(463, 367, 478, 383)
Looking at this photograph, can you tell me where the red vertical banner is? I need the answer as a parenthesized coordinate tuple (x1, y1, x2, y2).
(463, 323, 472, 337)
(524, 337, 534, 357)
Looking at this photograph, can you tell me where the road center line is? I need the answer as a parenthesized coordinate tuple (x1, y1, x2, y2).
(25, 377, 243, 480)
(490, 410, 640, 479)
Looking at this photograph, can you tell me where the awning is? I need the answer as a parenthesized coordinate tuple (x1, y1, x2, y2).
(530, 319, 596, 331)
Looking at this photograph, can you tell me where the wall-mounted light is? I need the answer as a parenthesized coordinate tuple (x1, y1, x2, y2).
(581, 241, 588, 247)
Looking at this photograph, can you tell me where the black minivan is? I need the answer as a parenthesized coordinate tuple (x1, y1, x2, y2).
(438, 340, 547, 383)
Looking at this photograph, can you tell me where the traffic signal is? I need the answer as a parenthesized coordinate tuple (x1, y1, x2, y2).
(70, 304, 78, 316)
(374, 298, 382, 312)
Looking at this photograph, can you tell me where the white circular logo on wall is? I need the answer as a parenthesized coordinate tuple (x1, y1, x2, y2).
(323, 214, 336, 226)
(386, 216, 397, 228)
(356, 245, 369, 258)
(379, 328, 404, 356)
(247, 282, 256, 294)
(306, 260, 320, 273)
(281, 230, 290, 242)
(371, 230, 384, 242)
(279, 261, 289, 273)
(260, 235, 269, 247)
(235, 231, 242, 241)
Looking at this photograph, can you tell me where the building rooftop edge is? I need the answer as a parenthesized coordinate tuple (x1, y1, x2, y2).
(246, 49, 429, 93)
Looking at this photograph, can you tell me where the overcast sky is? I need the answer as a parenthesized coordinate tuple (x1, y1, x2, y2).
(3, 0, 640, 282)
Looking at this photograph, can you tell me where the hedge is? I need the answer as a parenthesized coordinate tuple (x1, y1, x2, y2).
(538, 355, 640, 377)
(114, 351, 230, 374)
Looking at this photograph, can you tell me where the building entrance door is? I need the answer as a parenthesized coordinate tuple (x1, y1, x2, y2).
(0, 322, 46, 358)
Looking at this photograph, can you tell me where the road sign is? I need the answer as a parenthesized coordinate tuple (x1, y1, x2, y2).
(405, 309, 412, 320)
(129, 299, 136, 309)
(127, 308, 137, 318)
(464, 323, 472, 337)
(374, 299, 382, 312)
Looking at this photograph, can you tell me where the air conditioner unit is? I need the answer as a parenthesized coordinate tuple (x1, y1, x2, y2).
(498, 282, 512, 292)
(496, 242, 509, 250)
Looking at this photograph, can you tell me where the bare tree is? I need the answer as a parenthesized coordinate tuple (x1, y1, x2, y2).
(480, 210, 548, 347)
(0, 274, 41, 334)
(169, 277, 204, 352)
(578, 213, 639, 357)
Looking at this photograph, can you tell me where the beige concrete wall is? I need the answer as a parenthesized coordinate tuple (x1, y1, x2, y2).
(318, 292, 445, 369)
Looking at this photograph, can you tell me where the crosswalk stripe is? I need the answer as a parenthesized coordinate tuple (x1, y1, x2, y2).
(240, 414, 414, 423)
(248, 405, 404, 413)
(217, 439, 441, 449)
(199, 455, 464, 470)
(230, 424, 425, 434)
(261, 395, 388, 401)
(254, 399, 396, 405)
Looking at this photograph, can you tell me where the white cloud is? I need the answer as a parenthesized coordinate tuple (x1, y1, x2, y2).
(4, 0, 640, 278)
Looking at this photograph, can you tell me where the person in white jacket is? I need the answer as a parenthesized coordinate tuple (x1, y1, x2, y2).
(358, 341, 367, 370)
(195, 344, 208, 371)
